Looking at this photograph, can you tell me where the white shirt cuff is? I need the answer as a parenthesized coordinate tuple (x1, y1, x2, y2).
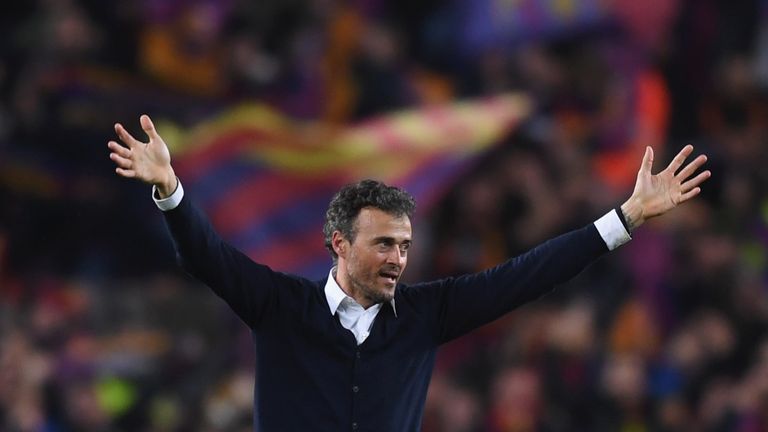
(152, 178, 184, 211)
(594, 209, 631, 251)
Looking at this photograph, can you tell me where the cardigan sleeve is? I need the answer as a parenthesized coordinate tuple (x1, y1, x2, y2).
(162, 196, 295, 329)
(420, 223, 609, 344)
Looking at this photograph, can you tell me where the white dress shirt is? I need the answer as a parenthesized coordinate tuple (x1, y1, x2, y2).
(323, 268, 397, 345)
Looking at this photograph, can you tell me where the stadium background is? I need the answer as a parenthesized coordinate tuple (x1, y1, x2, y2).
(1, 0, 767, 430)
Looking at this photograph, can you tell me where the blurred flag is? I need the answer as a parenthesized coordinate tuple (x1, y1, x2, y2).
(162, 94, 532, 278)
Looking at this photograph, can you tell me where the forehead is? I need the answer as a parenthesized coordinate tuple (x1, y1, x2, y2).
(353, 207, 412, 238)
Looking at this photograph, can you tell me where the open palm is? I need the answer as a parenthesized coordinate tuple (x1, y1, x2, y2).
(629, 145, 710, 222)
(108, 115, 177, 195)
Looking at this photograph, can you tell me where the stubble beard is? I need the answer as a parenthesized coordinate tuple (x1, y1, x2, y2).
(349, 270, 394, 305)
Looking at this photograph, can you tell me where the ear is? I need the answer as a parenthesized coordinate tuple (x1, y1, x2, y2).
(331, 231, 348, 258)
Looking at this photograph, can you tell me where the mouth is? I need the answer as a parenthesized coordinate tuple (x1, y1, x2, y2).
(378, 270, 399, 285)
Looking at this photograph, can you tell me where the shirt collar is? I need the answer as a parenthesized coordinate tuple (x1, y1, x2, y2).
(324, 267, 397, 317)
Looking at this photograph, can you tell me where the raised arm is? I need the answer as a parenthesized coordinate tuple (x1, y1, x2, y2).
(107, 115, 291, 328)
(426, 145, 710, 343)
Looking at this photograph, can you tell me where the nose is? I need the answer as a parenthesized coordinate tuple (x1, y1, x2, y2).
(385, 248, 399, 264)
(387, 247, 406, 267)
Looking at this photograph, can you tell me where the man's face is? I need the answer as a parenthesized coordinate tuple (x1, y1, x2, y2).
(340, 207, 412, 306)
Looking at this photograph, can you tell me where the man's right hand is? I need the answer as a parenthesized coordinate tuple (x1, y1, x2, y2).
(108, 114, 177, 198)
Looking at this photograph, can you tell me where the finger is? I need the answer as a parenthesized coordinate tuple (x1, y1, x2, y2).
(666, 144, 694, 174)
(115, 123, 142, 149)
(110, 152, 133, 169)
(107, 141, 132, 158)
(676, 154, 707, 180)
(681, 170, 711, 192)
(115, 167, 136, 178)
(679, 186, 701, 203)
(140, 114, 159, 140)
(640, 146, 654, 174)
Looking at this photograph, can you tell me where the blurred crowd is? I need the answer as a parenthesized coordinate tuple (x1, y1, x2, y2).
(2, 0, 768, 431)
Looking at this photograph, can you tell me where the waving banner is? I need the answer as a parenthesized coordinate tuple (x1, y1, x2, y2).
(163, 94, 532, 278)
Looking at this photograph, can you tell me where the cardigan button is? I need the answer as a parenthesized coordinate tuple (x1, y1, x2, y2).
(355, 351, 361, 359)
(352, 422, 358, 430)
(352, 385, 359, 393)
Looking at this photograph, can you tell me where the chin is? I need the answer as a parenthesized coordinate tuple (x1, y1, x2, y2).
(370, 288, 395, 304)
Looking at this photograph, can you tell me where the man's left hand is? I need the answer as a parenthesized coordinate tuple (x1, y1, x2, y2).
(620, 145, 710, 231)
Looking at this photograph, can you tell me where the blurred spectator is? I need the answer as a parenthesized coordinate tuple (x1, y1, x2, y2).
(139, 1, 230, 96)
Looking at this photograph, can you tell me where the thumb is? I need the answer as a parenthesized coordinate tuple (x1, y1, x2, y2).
(640, 146, 654, 174)
(140, 114, 159, 140)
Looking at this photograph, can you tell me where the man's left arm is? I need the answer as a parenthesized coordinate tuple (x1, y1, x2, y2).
(429, 145, 710, 344)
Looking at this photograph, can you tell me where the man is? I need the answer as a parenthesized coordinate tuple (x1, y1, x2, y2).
(108, 115, 710, 431)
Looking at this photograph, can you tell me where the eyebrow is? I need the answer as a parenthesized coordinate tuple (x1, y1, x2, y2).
(372, 236, 411, 244)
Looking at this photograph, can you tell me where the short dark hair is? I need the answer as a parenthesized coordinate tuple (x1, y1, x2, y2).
(323, 179, 416, 262)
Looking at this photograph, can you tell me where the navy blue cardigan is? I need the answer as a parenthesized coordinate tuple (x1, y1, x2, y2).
(163, 197, 609, 431)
